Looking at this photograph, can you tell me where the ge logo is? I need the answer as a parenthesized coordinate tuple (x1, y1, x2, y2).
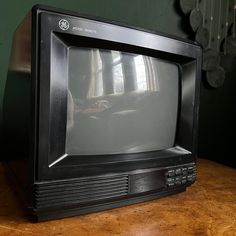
(59, 19, 69, 31)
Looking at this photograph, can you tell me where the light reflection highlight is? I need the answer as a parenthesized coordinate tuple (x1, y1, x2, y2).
(86, 49, 159, 98)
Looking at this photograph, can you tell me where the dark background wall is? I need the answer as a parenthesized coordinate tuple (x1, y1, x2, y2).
(198, 66, 236, 167)
(0, 0, 235, 167)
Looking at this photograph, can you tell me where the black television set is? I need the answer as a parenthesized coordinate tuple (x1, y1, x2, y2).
(3, 5, 201, 221)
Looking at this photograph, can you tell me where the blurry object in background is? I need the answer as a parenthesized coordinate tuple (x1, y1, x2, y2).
(179, 0, 196, 14)
(189, 0, 203, 32)
(206, 66, 226, 88)
(179, 0, 236, 88)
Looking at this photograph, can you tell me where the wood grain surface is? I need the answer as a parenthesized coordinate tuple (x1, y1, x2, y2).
(0, 158, 236, 236)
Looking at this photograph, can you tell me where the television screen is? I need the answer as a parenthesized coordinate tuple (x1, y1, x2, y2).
(66, 48, 179, 155)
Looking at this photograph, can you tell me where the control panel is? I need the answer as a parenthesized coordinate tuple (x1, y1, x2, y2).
(165, 164, 196, 188)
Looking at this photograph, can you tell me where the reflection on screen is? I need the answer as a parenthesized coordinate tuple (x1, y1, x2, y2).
(66, 48, 179, 155)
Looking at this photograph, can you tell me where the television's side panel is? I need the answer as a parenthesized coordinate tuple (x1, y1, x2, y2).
(2, 10, 32, 204)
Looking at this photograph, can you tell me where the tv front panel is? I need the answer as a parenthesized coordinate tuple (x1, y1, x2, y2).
(3, 5, 201, 221)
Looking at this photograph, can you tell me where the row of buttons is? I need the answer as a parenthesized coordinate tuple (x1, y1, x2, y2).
(166, 174, 196, 187)
(166, 166, 196, 177)
(165, 165, 196, 187)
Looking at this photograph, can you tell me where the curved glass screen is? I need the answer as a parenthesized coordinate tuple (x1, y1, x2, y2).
(66, 47, 179, 155)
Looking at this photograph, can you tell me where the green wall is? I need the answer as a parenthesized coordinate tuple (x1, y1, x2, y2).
(0, 0, 186, 128)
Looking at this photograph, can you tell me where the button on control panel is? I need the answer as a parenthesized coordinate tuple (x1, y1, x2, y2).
(165, 164, 196, 188)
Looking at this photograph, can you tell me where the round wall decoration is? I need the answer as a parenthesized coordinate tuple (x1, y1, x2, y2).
(179, 0, 236, 88)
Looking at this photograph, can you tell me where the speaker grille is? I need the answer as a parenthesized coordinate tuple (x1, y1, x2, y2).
(34, 175, 129, 209)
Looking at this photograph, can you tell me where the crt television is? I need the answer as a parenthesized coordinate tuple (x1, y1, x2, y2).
(3, 5, 201, 221)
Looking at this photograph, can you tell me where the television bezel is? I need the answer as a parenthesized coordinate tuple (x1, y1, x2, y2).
(32, 7, 201, 181)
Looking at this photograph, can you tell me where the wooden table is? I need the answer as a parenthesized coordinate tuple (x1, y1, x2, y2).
(0, 158, 236, 236)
